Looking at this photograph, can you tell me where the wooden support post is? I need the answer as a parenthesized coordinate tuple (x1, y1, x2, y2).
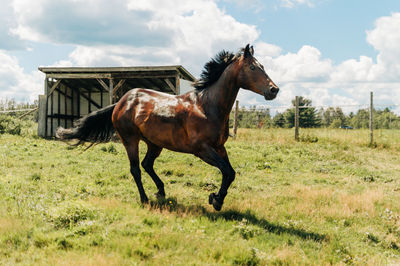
(88, 90, 91, 113)
(38, 95, 47, 137)
(369, 91, 374, 145)
(51, 81, 54, 136)
(100, 87, 103, 107)
(57, 85, 61, 128)
(71, 86, 74, 127)
(64, 85, 67, 127)
(112, 79, 126, 96)
(295, 96, 300, 141)
(175, 75, 180, 95)
(97, 78, 110, 92)
(233, 100, 239, 138)
(164, 78, 176, 94)
(77, 88, 80, 119)
(44, 78, 49, 137)
(109, 79, 114, 104)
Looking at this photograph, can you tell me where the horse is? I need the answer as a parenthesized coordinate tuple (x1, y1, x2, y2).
(56, 44, 279, 211)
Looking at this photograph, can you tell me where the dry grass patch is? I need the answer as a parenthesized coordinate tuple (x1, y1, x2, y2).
(286, 185, 384, 219)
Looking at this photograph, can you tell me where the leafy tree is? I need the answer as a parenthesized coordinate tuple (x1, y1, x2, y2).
(272, 112, 285, 127)
(320, 107, 346, 127)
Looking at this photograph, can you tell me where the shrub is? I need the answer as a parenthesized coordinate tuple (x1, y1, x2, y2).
(0, 115, 36, 136)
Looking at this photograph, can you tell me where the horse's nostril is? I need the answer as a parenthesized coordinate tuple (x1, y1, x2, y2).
(271, 87, 279, 94)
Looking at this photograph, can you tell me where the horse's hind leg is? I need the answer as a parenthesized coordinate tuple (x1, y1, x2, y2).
(141, 142, 165, 199)
(123, 137, 148, 203)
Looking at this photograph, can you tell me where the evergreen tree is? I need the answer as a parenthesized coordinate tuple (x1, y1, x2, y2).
(283, 97, 321, 128)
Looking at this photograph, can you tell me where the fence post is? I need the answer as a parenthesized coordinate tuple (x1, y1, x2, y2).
(233, 100, 239, 138)
(295, 96, 299, 141)
(369, 91, 374, 145)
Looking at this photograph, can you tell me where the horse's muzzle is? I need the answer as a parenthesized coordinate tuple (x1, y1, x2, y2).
(264, 87, 279, 100)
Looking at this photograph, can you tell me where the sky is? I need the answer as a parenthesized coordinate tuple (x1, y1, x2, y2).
(1, 0, 400, 113)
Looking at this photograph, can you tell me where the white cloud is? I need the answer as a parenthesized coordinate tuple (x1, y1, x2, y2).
(247, 13, 400, 112)
(268, 45, 333, 83)
(0, 50, 42, 102)
(2, 1, 400, 115)
(279, 0, 315, 8)
(366, 12, 400, 81)
(13, 0, 258, 76)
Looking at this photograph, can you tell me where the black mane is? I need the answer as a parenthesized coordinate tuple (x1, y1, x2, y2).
(193, 50, 239, 91)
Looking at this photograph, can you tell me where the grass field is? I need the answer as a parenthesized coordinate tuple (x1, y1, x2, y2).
(1, 127, 400, 265)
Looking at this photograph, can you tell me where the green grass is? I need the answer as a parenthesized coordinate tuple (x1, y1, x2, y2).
(0, 128, 400, 265)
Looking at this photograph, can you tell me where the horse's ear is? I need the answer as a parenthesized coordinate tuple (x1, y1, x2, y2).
(250, 45, 254, 56)
(244, 44, 252, 58)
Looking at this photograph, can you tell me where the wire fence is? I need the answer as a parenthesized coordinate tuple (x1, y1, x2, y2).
(0, 108, 38, 113)
(230, 92, 400, 144)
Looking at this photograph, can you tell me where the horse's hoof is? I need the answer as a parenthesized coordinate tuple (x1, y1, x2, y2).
(208, 193, 222, 211)
(155, 191, 165, 199)
(140, 197, 149, 204)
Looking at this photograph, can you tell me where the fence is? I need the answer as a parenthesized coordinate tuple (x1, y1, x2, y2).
(231, 92, 400, 145)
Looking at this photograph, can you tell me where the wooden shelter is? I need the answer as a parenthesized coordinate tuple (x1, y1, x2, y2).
(37, 66, 196, 138)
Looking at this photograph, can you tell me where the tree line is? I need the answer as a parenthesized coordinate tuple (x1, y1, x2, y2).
(230, 96, 400, 129)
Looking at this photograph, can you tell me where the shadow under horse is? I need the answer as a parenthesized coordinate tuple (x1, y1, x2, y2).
(146, 198, 327, 242)
(57, 44, 279, 211)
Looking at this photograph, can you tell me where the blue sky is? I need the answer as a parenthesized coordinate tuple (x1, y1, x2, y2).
(222, 0, 399, 62)
(1, 0, 400, 113)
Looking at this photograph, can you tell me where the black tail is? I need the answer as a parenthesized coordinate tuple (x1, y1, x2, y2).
(56, 104, 116, 145)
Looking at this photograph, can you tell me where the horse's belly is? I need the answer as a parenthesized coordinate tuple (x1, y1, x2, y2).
(137, 116, 192, 152)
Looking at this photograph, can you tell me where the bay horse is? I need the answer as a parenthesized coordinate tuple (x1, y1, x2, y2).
(56, 44, 279, 211)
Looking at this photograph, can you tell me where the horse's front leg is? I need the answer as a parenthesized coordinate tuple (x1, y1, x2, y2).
(197, 145, 235, 211)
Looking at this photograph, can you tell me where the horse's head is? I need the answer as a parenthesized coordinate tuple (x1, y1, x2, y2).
(237, 44, 279, 100)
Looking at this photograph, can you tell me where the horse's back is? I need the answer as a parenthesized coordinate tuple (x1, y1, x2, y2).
(113, 88, 200, 152)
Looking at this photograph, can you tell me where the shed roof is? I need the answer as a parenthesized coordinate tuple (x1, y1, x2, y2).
(38, 65, 196, 96)
(38, 65, 196, 81)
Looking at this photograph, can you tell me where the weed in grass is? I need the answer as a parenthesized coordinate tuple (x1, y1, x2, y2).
(47, 201, 97, 229)
(30, 173, 41, 181)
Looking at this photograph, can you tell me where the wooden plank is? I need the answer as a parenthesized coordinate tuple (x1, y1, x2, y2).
(47, 114, 80, 119)
(175, 75, 180, 95)
(38, 65, 196, 82)
(57, 87, 61, 128)
(38, 95, 47, 137)
(71, 86, 74, 126)
(47, 79, 61, 98)
(47, 72, 176, 80)
(44, 78, 49, 137)
(109, 79, 114, 104)
(97, 78, 110, 92)
(19, 107, 38, 119)
(51, 83, 54, 136)
(39, 65, 182, 73)
(88, 90, 91, 113)
(164, 78, 176, 94)
(46, 73, 112, 79)
(54, 87, 72, 99)
(112, 79, 126, 94)
(64, 85, 67, 127)
(111, 73, 176, 79)
(79, 91, 101, 109)
(100, 87, 103, 107)
(77, 88, 80, 118)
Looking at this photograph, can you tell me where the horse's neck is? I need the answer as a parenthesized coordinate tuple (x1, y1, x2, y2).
(200, 65, 240, 120)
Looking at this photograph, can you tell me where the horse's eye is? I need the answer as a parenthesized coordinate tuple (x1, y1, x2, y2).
(250, 65, 255, 70)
